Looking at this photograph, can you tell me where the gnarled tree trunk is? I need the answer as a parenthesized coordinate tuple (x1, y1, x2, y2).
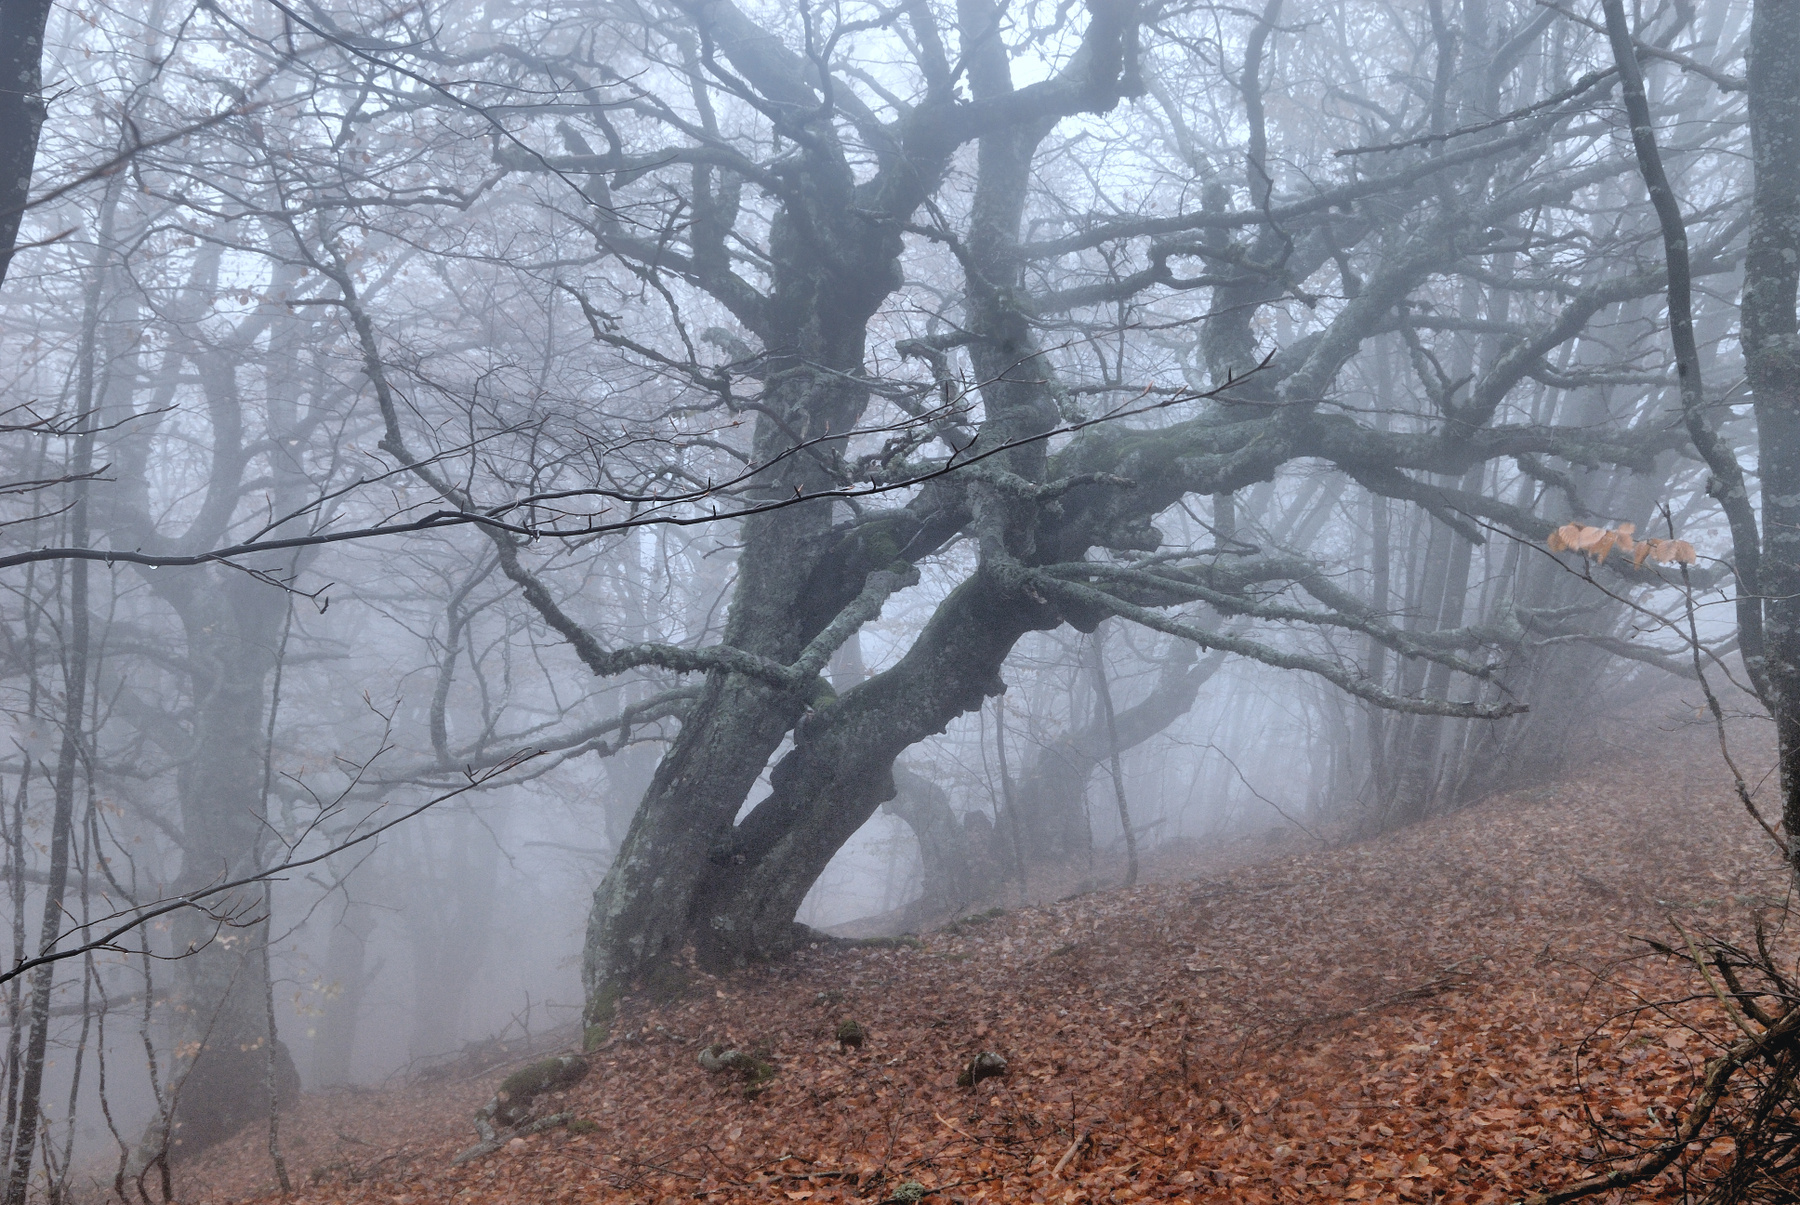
(574, 0, 1144, 1028)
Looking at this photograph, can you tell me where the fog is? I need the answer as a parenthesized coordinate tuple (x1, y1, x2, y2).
(0, 0, 1766, 1193)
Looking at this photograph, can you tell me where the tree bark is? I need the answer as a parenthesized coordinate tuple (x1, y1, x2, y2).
(153, 579, 301, 1158)
(0, 0, 53, 289)
(1744, 0, 1800, 880)
(579, 410, 871, 1020)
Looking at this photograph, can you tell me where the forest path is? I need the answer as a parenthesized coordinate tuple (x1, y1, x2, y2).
(173, 707, 1788, 1205)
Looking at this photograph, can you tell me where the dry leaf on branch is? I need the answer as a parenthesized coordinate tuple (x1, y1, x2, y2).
(1546, 522, 1696, 566)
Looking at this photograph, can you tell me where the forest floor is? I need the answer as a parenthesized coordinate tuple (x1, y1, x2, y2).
(169, 703, 1794, 1205)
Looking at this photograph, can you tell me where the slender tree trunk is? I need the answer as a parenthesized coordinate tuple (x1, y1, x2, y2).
(1385, 508, 1450, 823)
(1088, 627, 1138, 887)
(991, 697, 1028, 892)
(259, 588, 292, 1189)
(1393, 465, 1482, 826)
(259, 884, 289, 1192)
(1360, 487, 1391, 808)
(308, 893, 376, 1087)
(4, 353, 92, 1205)
(0, 764, 26, 1169)
(48, 772, 98, 1205)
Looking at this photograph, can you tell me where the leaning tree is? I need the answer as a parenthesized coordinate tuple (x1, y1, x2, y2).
(309, 0, 1751, 1033)
(0, 0, 1755, 1063)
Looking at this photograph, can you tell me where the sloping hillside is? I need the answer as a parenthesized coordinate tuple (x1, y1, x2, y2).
(173, 713, 1789, 1205)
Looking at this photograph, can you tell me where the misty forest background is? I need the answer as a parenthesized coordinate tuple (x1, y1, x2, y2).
(0, 0, 1796, 1195)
